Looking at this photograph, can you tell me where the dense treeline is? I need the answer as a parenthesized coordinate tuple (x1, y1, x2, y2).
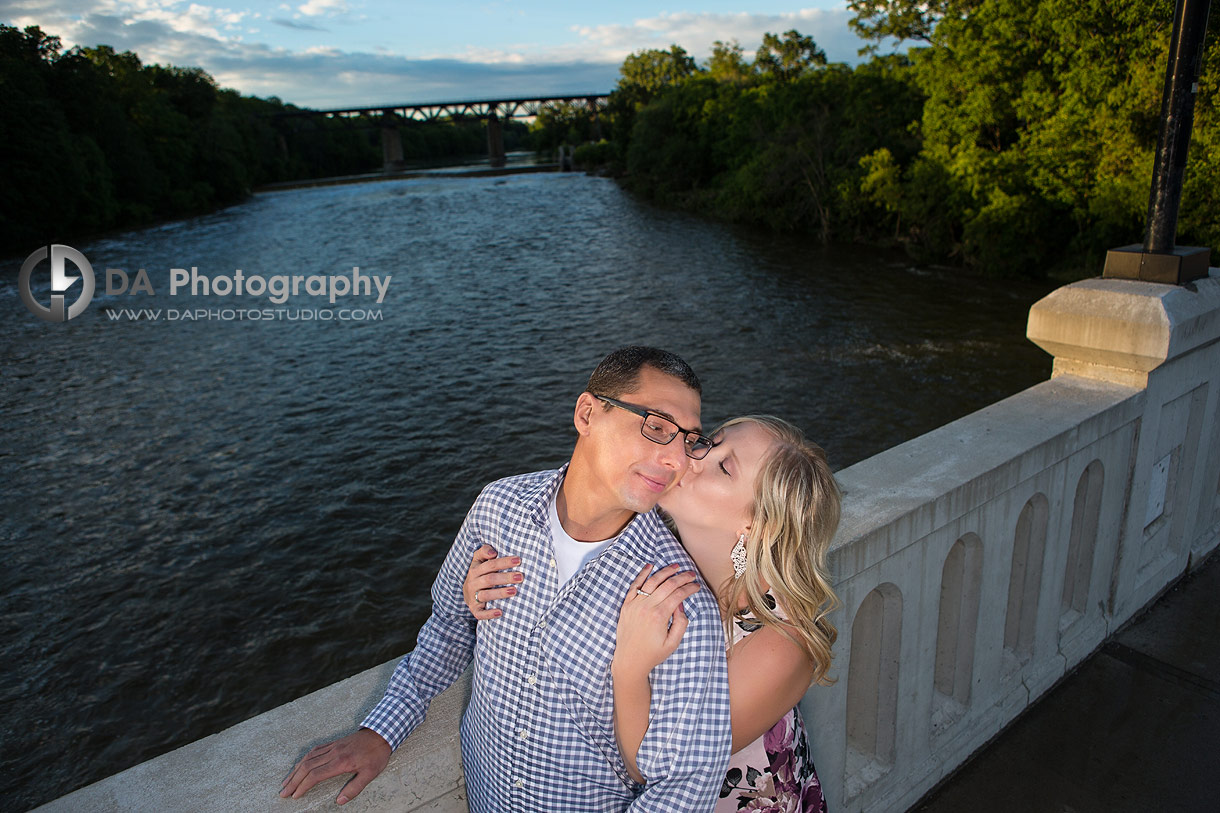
(555, 1, 1218, 277)
(0, 24, 528, 257)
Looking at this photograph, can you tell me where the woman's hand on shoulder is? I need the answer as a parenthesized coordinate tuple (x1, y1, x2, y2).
(462, 544, 522, 620)
(611, 564, 701, 679)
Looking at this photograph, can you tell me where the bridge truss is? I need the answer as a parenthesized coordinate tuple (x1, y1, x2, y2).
(276, 94, 610, 124)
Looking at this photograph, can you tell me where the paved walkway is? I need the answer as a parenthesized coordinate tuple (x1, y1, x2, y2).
(914, 550, 1219, 813)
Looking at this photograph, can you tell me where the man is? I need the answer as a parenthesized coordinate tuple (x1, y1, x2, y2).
(281, 346, 732, 811)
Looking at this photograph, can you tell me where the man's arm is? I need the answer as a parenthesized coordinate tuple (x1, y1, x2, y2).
(627, 599, 732, 812)
(280, 490, 492, 804)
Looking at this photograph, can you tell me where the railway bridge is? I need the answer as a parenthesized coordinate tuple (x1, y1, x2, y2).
(275, 94, 610, 170)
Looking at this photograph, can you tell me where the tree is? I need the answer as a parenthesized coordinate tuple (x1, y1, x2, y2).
(754, 30, 827, 82)
(847, 1, 963, 49)
(708, 39, 753, 83)
(907, 0, 1196, 272)
(616, 45, 701, 106)
(0, 23, 416, 254)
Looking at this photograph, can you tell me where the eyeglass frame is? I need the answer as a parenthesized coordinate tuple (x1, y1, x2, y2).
(593, 395, 716, 460)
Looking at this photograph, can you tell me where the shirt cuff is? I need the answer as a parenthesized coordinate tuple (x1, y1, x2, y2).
(360, 694, 422, 752)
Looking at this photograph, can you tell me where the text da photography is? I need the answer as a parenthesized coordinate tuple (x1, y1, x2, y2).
(106, 265, 393, 305)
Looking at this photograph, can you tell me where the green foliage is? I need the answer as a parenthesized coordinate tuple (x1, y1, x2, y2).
(614, 31, 922, 243)
(859, 148, 902, 226)
(1178, 11, 1220, 251)
(625, 77, 721, 201)
(754, 30, 827, 82)
(616, 45, 700, 106)
(602, 45, 702, 151)
(847, 1, 959, 48)
(708, 40, 754, 83)
(905, 0, 1218, 275)
(0, 24, 521, 256)
(608, 4, 1219, 278)
(529, 101, 602, 154)
(572, 139, 618, 170)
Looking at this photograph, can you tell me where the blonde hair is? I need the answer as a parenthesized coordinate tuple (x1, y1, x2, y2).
(719, 416, 841, 686)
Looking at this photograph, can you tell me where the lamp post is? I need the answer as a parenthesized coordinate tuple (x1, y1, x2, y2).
(1103, 0, 1212, 284)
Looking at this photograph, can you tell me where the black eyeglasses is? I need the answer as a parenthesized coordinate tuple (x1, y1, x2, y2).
(595, 396, 716, 460)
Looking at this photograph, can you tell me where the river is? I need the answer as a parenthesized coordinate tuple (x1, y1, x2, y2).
(0, 171, 1054, 809)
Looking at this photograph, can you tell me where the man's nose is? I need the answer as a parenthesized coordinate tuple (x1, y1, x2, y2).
(656, 437, 689, 470)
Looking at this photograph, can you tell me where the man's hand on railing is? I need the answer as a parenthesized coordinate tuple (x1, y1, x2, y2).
(280, 727, 392, 805)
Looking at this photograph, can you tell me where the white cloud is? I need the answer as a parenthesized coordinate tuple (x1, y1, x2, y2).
(297, 0, 347, 17)
(9, 0, 250, 51)
(2, 3, 872, 109)
(572, 8, 861, 65)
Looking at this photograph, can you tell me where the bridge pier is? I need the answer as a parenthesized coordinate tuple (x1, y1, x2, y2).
(486, 108, 506, 168)
(588, 96, 602, 142)
(380, 111, 404, 172)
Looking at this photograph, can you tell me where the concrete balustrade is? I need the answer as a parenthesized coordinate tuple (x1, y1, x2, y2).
(38, 273, 1220, 813)
(811, 273, 1220, 811)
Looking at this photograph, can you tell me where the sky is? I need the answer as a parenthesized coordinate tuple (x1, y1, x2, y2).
(0, 1, 877, 109)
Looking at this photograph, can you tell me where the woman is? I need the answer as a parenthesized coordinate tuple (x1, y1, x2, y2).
(464, 416, 841, 811)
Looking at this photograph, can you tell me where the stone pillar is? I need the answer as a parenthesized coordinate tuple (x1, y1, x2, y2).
(588, 97, 602, 142)
(1027, 271, 1220, 614)
(1027, 275, 1220, 389)
(380, 113, 404, 173)
(486, 110, 506, 168)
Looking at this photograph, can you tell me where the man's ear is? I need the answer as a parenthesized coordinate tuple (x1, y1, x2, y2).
(573, 391, 598, 436)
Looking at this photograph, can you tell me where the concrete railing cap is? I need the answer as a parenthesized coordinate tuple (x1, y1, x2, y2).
(1027, 272, 1220, 377)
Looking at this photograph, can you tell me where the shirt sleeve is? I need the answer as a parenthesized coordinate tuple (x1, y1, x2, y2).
(628, 598, 732, 812)
(360, 489, 490, 751)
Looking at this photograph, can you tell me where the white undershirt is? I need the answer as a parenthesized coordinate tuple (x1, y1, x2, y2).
(549, 490, 617, 585)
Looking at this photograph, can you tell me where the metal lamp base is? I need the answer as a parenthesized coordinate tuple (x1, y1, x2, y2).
(1102, 244, 1212, 285)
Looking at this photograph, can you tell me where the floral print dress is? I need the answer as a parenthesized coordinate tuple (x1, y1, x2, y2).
(715, 593, 828, 813)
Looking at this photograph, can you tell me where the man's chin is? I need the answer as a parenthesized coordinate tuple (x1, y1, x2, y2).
(621, 489, 663, 516)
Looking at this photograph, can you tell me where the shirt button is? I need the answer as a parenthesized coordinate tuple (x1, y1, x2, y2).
(518, 729, 529, 740)
(514, 779, 525, 788)
(550, 558, 557, 569)
(526, 673, 537, 685)
(538, 620, 547, 629)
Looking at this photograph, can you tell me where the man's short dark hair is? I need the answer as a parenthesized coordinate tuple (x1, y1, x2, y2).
(586, 346, 701, 399)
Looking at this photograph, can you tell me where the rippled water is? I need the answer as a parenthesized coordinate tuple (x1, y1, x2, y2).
(0, 172, 1053, 810)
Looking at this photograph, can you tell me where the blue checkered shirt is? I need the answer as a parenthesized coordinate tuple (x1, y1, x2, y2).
(362, 466, 732, 812)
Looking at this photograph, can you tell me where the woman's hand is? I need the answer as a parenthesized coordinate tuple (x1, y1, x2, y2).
(612, 564, 701, 679)
(462, 544, 522, 620)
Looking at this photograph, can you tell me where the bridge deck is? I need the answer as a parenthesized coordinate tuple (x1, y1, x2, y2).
(276, 93, 610, 121)
(915, 551, 1220, 812)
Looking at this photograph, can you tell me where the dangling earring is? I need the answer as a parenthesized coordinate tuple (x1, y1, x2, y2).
(731, 533, 747, 579)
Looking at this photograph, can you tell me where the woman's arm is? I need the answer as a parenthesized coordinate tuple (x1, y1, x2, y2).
(725, 623, 815, 753)
(611, 564, 700, 784)
(611, 655, 652, 784)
